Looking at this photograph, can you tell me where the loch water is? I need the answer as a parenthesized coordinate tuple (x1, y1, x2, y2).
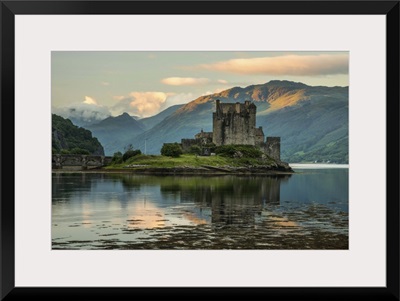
(52, 165, 348, 250)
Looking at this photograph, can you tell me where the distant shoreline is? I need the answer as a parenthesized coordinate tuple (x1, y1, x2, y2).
(290, 163, 349, 169)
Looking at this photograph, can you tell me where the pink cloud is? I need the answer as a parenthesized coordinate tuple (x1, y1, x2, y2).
(111, 92, 174, 117)
(161, 77, 210, 86)
(198, 54, 348, 76)
(83, 96, 97, 105)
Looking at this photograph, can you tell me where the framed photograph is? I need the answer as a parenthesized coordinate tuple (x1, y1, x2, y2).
(2, 0, 399, 300)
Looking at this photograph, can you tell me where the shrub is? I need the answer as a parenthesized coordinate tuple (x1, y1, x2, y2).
(161, 143, 183, 157)
(215, 145, 263, 158)
(60, 149, 70, 154)
(111, 151, 123, 164)
(122, 149, 142, 162)
(69, 147, 90, 155)
(188, 145, 202, 155)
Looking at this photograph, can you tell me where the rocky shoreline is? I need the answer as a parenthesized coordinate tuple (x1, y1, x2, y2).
(52, 161, 294, 175)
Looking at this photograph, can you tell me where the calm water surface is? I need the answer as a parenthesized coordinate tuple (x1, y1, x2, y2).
(52, 167, 348, 249)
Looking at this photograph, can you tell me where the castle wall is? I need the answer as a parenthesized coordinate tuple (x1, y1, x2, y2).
(181, 139, 200, 152)
(223, 111, 255, 145)
(255, 126, 265, 145)
(194, 131, 213, 140)
(265, 137, 281, 161)
(255, 136, 264, 145)
(212, 112, 223, 146)
(181, 134, 213, 154)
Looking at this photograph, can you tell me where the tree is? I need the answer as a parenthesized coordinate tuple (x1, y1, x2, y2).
(161, 143, 183, 157)
(122, 149, 142, 162)
(111, 151, 123, 164)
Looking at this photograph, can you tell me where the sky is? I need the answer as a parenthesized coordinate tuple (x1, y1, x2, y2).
(51, 51, 348, 121)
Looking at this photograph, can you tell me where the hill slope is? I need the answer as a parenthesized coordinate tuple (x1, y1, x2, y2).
(52, 114, 104, 155)
(138, 104, 184, 130)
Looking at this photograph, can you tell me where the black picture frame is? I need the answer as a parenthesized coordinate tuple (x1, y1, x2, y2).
(1, 1, 399, 300)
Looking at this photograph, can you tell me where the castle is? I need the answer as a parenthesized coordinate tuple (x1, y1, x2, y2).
(179, 99, 281, 161)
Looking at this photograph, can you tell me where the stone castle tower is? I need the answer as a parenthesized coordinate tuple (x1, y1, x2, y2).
(213, 99, 280, 161)
(178, 99, 281, 161)
(213, 99, 260, 146)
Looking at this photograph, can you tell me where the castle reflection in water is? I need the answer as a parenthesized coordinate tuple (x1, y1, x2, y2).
(53, 173, 290, 229)
(158, 175, 289, 227)
(52, 171, 348, 250)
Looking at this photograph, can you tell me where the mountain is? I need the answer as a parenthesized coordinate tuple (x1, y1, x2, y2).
(70, 114, 140, 127)
(52, 114, 104, 155)
(138, 104, 184, 130)
(256, 83, 348, 163)
(86, 106, 184, 155)
(85, 112, 145, 155)
(129, 80, 348, 163)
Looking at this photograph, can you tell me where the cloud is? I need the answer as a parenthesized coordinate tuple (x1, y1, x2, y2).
(217, 79, 229, 84)
(161, 77, 211, 86)
(53, 102, 111, 124)
(53, 96, 111, 125)
(129, 92, 171, 116)
(101, 81, 110, 86)
(83, 96, 97, 105)
(111, 92, 173, 117)
(111, 91, 201, 117)
(198, 54, 348, 76)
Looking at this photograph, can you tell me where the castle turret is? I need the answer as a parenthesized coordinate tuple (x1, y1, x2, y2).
(215, 99, 222, 117)
(235, 102, 241, 113)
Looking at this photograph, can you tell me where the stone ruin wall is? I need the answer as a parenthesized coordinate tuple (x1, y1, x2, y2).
(255, 127, 265, 145)
(265, 137, 281, 161)
(180, 139, 199, 153)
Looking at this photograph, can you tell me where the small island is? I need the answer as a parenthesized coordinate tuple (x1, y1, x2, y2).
(104, 150, 291, 175)
(101, 99, 293, 174)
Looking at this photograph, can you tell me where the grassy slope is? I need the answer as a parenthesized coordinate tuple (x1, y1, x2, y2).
(105, 154, 277, 169)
